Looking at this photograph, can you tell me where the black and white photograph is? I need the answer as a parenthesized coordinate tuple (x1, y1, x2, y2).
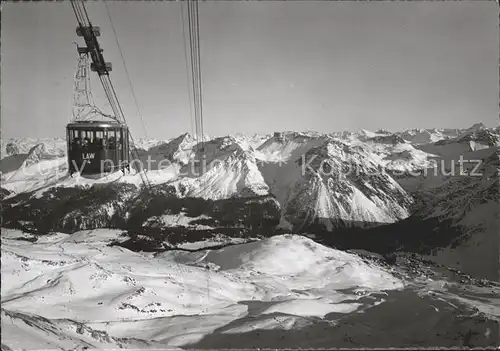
(1, 0, 499, 349)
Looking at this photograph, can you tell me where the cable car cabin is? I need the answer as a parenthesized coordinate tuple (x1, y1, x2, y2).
(66, 121, 130, 175)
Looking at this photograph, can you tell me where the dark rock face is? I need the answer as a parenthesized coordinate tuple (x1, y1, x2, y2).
(0, 154, 29, 174)
(1, 183, 139, 234)
(115, 188, 282, 251)
(311, 216, 464, 255)
(367, 134, 406, 145)
(1, 182, 282, 242)
(0, 188, 11, 200)
(126, 186, 280, 231)
(456, 129, 500, 146)
(5, 142, 20, 156)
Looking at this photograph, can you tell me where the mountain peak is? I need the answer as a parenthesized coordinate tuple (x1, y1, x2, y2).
(467, 122, 487, 132)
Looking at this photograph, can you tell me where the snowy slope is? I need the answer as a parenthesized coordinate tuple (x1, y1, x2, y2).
(133, 137, 170, 152)
(347, 138, 440, 174)
(355, 128, 391, 141)
(1, 139, 67, 177)
(1, 137, 66, 159)
(259, 136, 412, 231)
(170, 136, 269, 199)
(135, 133, 196, 167)
(230, 133, 271, 150)
(1, 157, 68, 195)
(2, 135, 269, 201)
(407, 146, 500, 279)
(1, 229, 403, 349)
(397, 128, 458, 145)
(415, 125, 499, 160)
(256, 131, 329, 162)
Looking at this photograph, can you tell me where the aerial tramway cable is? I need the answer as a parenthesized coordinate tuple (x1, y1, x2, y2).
(185, 0, 206, 155)
(183, 0, 210, 302)
(193, 1, 205, 146)
(181, 2, 196, 140)
(104, 0, 149, 139)
(100, 3, 152, 189)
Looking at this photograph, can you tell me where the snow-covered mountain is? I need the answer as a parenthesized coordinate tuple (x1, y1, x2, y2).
(1, 137, 67, 158)
(258, 136, 412, 231)
(1, 123, 499, 277)
(135, 133, 196, 166)
(397, 128, 460, 145)
(415, 126, 499, 160)
(173, 136, 269, 199)
(411, 146, 499, 279)
(0, 138, 67, 176)
(2, 123, 500, 349)
(1, 130, 412, 234)
(133, 137, 170, 152)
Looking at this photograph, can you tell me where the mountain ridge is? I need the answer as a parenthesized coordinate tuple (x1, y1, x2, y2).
(1, 123, 499, 279)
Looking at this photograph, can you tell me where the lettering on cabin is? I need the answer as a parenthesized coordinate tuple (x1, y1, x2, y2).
(82, 153, 95, 160)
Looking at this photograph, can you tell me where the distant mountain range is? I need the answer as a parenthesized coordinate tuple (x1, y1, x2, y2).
(1, 123, 499, 279)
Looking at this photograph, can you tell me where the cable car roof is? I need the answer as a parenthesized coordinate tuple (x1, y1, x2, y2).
(66, 121, 128, 129)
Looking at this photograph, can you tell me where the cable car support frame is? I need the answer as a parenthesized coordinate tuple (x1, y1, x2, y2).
(69, 0, 152, 189)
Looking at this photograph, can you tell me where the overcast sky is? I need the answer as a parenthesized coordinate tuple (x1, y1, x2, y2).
(2, 0, 498, 140)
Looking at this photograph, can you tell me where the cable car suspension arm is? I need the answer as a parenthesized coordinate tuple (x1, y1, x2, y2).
(70, 0, 122, 124)
(70, 0, 152, 190)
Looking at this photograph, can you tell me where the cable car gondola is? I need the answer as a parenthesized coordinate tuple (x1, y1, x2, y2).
(66, 0, 205, 188)
(67, 121, 130, 175)
(67, 0, 137, 178)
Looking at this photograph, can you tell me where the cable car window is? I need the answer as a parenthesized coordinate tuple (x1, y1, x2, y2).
(108, 130, 117, 149)
(70, 130, 82, 148)
(117, 130, 122, 149)
(102, 129, 108, 148)
(95, 130, 104, 147)
(82, 130, 93, 149)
